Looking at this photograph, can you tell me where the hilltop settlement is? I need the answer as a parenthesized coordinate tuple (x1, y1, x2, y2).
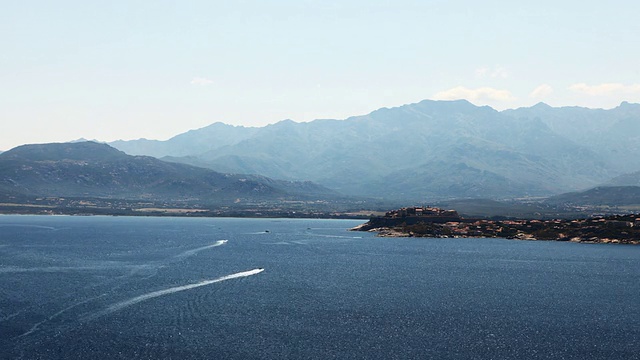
(352, 207, 640, 244)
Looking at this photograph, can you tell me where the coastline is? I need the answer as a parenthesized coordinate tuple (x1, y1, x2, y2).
(351, 207, 640, 245)
(351, 225, 639, 244)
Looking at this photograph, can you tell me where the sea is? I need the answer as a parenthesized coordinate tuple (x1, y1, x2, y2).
(0, 215, 638, 360)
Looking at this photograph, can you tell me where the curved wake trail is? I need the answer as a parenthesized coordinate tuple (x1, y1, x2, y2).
(98, 268, 264, 316)
(16, 294, 108, 338)
(0, 264, 154, 274)
(175, 240, 227, 259)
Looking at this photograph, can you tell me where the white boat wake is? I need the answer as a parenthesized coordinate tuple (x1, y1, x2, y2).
(99, 268, 264, 316)
(0, 264, 150, 274)
(175, 239, 228, 259)
(17, 294, 108, 338)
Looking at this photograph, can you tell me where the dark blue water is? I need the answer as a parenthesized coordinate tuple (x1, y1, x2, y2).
(0, 215, 638, 359)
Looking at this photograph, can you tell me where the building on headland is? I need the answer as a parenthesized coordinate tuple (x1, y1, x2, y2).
(373, 207, 461, 227)
(385, 206, 459, 220)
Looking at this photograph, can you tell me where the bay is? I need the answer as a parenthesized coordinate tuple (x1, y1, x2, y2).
(0, 215, 638, 359)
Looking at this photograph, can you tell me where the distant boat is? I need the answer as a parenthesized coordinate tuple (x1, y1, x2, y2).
(265, 230, 270, 233)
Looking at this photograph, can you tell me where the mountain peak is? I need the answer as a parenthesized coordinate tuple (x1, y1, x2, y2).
(532, 102, 552, 109)
(266, 119, 298, 128)
(367, 99, 482, 119)
(616, 101, 640, 109)
(417, 99, 476, 108)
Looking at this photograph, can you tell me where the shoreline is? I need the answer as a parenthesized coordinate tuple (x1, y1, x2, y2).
(0, 211, 368, 220)
(352, 226, 639, 244)
(349, 223, 640, 245)
(350, 207, 640, 245)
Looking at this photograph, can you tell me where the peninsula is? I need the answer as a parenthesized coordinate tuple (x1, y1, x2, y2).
(352, 207, 640, 244)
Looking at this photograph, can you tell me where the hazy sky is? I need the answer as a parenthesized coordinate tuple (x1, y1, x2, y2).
(2, 0, 640, 150)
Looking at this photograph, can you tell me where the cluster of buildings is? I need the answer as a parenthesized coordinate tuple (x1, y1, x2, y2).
(384, 206, 460, 220)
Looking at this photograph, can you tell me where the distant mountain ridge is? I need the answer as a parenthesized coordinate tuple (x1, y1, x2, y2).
(504, 101, 640, 171)
(544, 186, 640, 207)
(0, 142, 338, 203)
(110, 122, 259, 158)
(605, 170, 640, 187)
(108, 100, 640, 201)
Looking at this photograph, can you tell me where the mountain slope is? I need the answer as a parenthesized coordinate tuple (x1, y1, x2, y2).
(0, 142, 337, 203)
(504, 101, 640, 171)
(177, 100, 614, 198)
(606, 170, 640, 187)
(544, 186, 640, 206)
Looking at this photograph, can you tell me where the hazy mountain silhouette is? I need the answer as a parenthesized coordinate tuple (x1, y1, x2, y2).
(606, 170, 640, 187)
(544, 186, 640, 207)
(109, 100, 640, 200)
(110, 122, 259, 158)
(504, 101, 640, 171)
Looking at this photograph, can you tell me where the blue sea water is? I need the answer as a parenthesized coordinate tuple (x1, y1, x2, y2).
(0, 215, 638, 359)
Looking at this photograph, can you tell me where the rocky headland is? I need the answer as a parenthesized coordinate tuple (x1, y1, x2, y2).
(352, 207, 640, 244)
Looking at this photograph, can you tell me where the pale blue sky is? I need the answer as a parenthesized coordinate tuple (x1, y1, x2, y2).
(2, 0, 639, 150)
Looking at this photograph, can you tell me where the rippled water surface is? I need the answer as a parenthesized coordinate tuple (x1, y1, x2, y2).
(1, 215, 639, 359)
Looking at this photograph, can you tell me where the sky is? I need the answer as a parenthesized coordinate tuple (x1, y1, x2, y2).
(2, 0, 640, 150)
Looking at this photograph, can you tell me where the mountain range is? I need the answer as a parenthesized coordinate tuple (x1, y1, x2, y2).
(0, 142, 338, 205)
(110, 99, 640, 200)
